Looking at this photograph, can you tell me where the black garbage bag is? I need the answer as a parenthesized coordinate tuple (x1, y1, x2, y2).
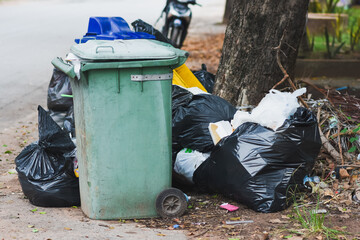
(47, 68, 73, 112)
(49, 110, 67, 129)
(131, 19, 173, 46)
(172, 85, 237, 153)
(192, 64, 215, 93)
(193, 107, 321, 213)
(63, 106, 75, 138)
(172, 85, 193, 114)
(172, 85, 196, 162)
(15, 106, 80, 207)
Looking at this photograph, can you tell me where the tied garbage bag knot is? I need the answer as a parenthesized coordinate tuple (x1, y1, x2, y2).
(38, 140, 50, 149)
(192, 64, 215, 93)
(131, 19, 173, 46)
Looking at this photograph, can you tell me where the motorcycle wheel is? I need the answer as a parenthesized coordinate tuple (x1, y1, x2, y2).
(170, 26, 183, 48)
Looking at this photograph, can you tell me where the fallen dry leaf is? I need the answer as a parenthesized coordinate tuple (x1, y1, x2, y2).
(323, 188, 335, 197)
(221, 225, 234, 229)
(339, 168, 350, 179)
(173, 218, 181, 223)
(333, 179, 339, 192)
(268, 219, 285, 224)
(350, 175, 358, 184)
(287, 236, 303, 240)
(340, 214, 350, 219)
(337, 206, 352, 213)
(343, 182, 351, 190)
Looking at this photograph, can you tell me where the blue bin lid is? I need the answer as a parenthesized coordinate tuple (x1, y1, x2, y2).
(75, 17, 155, 44)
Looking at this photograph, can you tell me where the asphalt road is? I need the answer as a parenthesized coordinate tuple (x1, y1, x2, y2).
(0, 0, 225, 131)
(0, 0, 164, 131)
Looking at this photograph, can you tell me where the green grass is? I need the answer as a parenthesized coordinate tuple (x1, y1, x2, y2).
(292, 197, 348, 240)
(347, 6, 360, 22)
(308, 6, 360, 55)
(311, 33, 359, 55)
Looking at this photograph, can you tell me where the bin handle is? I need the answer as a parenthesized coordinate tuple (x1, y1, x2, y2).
(51, 57, 76, 79)
(131, 73, 173, 82)
(96, 46, 115, 54)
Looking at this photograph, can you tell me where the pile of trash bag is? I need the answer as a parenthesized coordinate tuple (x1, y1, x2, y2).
(15, 106, 80, 207)
(193, 107, 321, 212)
(172, 86, 322, 212)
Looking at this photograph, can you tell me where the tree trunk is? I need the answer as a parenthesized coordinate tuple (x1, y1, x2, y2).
(214, 0, 309, 107)
(222, 0, 235, 24)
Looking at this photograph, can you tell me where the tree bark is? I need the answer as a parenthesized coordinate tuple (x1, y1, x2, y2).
(214, 0, 309, 107)
(222, 0, 235, 24)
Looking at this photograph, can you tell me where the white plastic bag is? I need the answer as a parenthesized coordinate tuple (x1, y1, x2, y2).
(232, 88, 306, 130)
(174, 148, 210, 183)
(231, 111, 252, 130)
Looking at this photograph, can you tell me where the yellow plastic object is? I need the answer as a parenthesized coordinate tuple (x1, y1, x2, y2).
(74, 168, 79, 178)
(173, 64, 207, 92)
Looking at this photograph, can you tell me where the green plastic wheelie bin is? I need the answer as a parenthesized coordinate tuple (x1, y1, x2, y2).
(52, 39, 188, 220)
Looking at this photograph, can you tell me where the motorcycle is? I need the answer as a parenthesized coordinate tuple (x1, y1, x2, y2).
(160, 0, 200, 48)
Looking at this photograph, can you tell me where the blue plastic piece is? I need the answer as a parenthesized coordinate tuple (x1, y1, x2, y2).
(75, 17, 155, 44)
(336, 86, 348, 91)
(184, 193, 189, 202)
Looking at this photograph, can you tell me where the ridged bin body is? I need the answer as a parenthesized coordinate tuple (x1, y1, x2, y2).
(53, 40, 187, 219)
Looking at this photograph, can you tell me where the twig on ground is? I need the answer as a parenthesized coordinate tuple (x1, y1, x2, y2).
(319, 130, 342, 164)
(330, 127, 360, 139)
(193, 229, 210, 238)
(319, 127, 341, 162)
(317, 107, 342, 163)
(337, 123, 345, 165)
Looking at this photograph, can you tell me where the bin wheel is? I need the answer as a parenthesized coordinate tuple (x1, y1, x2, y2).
(156, 188, 187, 218)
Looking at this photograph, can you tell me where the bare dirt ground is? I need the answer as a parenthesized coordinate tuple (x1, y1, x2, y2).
(1, 117, 360, 240)
(1, 33, 360, 240)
